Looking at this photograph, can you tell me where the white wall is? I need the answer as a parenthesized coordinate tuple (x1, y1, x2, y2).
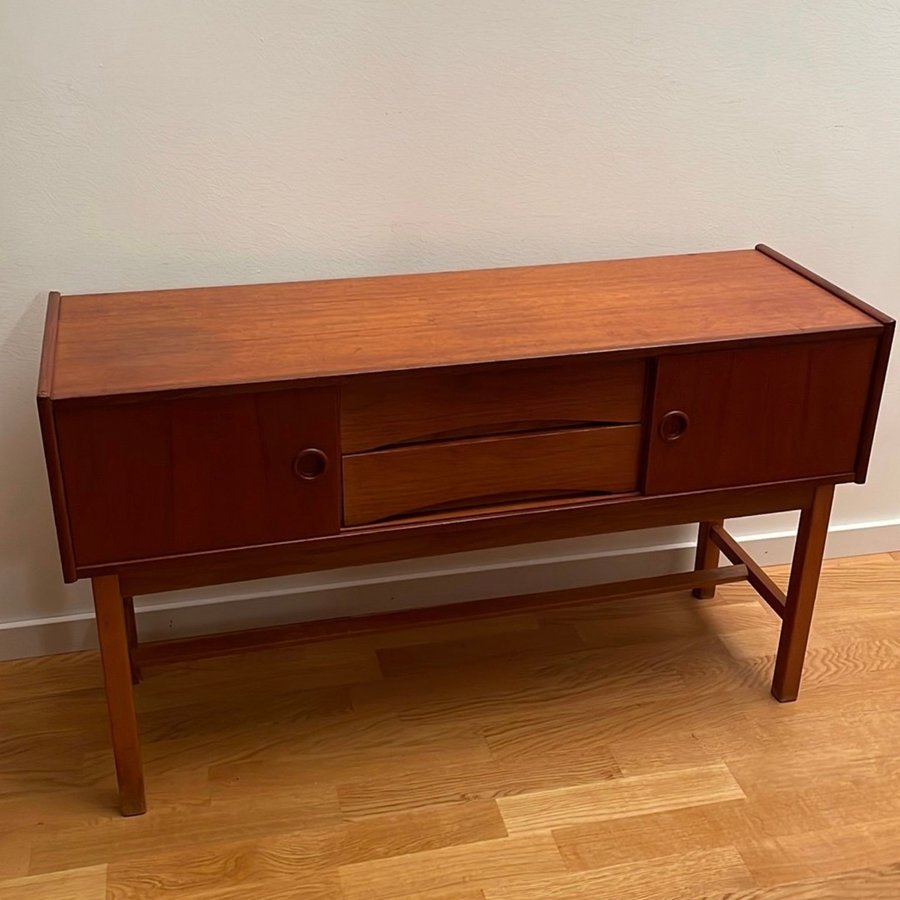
(2, 1, 899, 656)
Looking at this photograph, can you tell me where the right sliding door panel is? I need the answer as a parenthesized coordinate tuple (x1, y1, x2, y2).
(644, 336, 878, 494)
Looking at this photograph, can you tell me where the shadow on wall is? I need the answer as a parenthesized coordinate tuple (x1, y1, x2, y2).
(0, 293, 90, 624)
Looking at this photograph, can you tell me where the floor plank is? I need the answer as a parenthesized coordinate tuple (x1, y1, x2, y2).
(736, 816, 900, 887)
(28, 784, 342, 875)
(338, 834, 566, 900)
(0, 830, 31, 879)
(337, 742, 620, 819)
(483, 846, 754, 899)
(702, 861, 900, 899)
(0, 865, 107, 900)
(105, 798, 505, 899)
(498, 762, 744, 834)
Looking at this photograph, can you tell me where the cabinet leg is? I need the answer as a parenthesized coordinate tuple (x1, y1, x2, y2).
(771, 484, 834, 703)
(123, 596, 142, 685)
(692, 520, 723, 599)
(92, 575, 147, 816)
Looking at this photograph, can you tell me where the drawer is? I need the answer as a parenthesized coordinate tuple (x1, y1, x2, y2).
(341, 357, 646, 452)
(55, 387, 340, 565)
(343, 424, 641, 526)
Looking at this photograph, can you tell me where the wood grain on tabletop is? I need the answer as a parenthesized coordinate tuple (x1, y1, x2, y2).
(48, 249, 875, 398)
(2, 553, 900, 898)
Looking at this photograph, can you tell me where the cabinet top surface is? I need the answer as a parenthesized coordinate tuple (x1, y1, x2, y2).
(46, 248, 877, 398)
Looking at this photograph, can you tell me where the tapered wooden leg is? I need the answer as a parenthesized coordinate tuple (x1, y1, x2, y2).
(122, 596, 142, 685)
(692, 520, 723, 599)
(771, 484, 834, 703)
(92, 575, 146, 816)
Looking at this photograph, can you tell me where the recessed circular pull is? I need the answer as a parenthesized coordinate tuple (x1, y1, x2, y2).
(659, 410, 690, 441)
(293, 448, 328, 480)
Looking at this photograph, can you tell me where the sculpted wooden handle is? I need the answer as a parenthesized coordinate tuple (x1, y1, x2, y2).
(293, 448, 329, 480)
(659, 410, 690, 442)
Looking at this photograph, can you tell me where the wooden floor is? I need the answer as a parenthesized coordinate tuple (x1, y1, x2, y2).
(2, 552, 900, 899)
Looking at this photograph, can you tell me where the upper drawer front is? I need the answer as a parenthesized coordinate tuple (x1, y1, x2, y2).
(644, 336, 879, 495)
(343, 425, 641, 527)
(55, 387, 340, 566)
(342, 358, 646, 453)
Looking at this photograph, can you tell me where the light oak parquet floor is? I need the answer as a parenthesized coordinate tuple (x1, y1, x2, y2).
(1, 552, 899, 898)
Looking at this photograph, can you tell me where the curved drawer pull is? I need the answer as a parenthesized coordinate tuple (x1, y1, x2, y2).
(659, 410, 690, 442)
(293, 448, 329, 480)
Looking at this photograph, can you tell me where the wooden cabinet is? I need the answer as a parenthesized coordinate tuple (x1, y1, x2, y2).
(37, 244, 893, 816)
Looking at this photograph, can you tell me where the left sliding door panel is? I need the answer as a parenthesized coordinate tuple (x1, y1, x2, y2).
(54, 387, 340, 567)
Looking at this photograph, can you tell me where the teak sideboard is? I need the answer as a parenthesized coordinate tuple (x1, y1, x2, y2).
(38, 245, 893, 816)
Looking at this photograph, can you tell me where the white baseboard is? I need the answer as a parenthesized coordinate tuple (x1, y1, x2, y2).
(2, 517, 898, 661)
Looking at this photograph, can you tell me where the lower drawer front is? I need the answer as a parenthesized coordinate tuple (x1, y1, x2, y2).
(343, 425, 641, 526)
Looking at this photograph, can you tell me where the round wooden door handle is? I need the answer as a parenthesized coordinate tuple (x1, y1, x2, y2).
(659, 410, 690, 441)
(293, 448, 329, 480)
